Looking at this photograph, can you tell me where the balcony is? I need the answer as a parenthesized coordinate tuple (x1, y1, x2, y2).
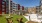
(2, 9, 5, 11)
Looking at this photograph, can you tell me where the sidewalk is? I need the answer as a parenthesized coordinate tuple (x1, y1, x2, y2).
(23, 14, 41, 23)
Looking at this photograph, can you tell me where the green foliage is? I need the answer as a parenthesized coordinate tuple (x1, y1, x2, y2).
(0, 14, 27, 23)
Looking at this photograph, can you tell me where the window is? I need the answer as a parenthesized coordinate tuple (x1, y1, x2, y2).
(41, 10, 42, 12)
(6, 10, 9, 12)
(6, 2, 9, 4)
(41, 4, 42, 6)
(2, 9, 5, 11)
(6, 4, 9, 7)
(13, 5, 14, 7)
(2, 2, 5, 5)
(10, 2, 12, 5)
(3, 1, 5, 2)
(3, 0, 6, 1)
(41, 1, 42, 3)
(11, 1, 12, 2)
(13, 8, 15, 9)
(11, 6, 12, 7)
(15, 5, 17, 6)
(6, 9, 9, 10)
(2, 5, 5, 8)
(7, 4, 9, 6)
(6, 1, 9, 3)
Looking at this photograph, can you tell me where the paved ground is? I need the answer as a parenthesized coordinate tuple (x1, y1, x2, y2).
(23, 14, 42, 23)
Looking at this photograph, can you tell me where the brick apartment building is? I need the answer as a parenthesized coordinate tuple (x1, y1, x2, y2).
(18, 4, 20, 10)
(10, 0, 13, 14)
(28, 7, 36, 14)
(36, 0, 42, 14)
(39, 0, 42, 14)
(6, 0, 9, 14)
(0, 0, 13, 15)
(12, 3, 15, 14)
(6, 0, 13, 14)
(22, 6, 24, 10)
(0, 0, 6, 15)
(15, 4, 20, 15)
(0, 0, 2, 14)
(12, 3, 25, 15)
(36, 6, 40, 14)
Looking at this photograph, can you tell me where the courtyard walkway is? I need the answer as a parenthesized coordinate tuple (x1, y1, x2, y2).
(23, 14, 42, 23)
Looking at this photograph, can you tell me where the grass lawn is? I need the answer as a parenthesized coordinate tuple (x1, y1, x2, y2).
(0, 14, 27, 23)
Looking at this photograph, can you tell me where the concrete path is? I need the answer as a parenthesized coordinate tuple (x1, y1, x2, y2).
(23, 14, 41, 23)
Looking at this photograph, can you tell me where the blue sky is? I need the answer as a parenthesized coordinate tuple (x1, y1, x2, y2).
(12, 0, 40, 7)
